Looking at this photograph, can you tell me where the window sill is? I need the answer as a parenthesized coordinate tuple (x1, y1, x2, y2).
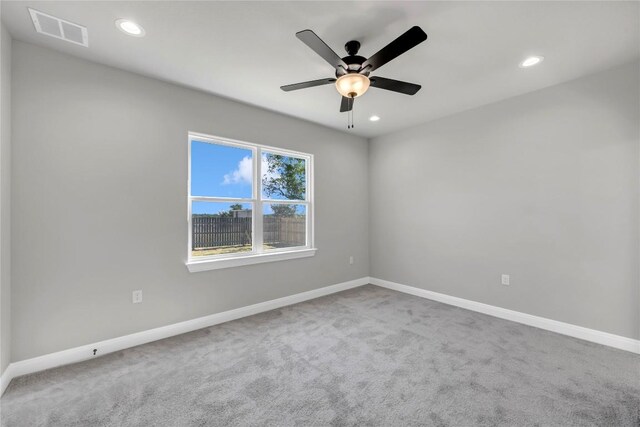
(186, 248, 317, 272)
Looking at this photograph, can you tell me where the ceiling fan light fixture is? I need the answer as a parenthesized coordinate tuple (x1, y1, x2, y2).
(335, 73, 370, 98)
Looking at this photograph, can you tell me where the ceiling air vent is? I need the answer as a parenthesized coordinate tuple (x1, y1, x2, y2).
(28, 8, 88, 47)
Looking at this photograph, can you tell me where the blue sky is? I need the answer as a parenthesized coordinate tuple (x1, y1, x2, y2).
(191, 140, 253, 200)
(191, 140, 305, 215)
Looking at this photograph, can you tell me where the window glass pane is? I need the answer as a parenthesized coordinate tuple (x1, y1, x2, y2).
(263, 204, 306, 250)
(261, 152, 306, 201)
(191, 140, 253, 198)
(191, 202, 252, 257)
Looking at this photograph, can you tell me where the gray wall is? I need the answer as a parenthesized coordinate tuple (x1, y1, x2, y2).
(370, 61, 640, 340)
(11, 41, 369, 361)
(0, 22, 11, 374)
(7, 38, 639, 364)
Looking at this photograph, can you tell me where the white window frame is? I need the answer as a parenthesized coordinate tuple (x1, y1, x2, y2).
(186, 132, 315, 272)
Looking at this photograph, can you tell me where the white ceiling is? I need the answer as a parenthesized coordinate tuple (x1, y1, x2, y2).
(2, 1, 639, 138)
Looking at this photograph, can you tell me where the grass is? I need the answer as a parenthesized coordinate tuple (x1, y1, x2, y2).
(192, 244, 277, 257)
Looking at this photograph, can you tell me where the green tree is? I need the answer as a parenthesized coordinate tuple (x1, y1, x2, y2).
(262, 154, 305, 217)
(217, 203, 243, 218)
(262, 154, 305, 200)
(271, 204, 297, 217)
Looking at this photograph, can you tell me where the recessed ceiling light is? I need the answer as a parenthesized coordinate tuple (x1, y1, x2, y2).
(369, 115, 380, 122)
(520, 56, 544, 68)
(115, 19, 145, 37)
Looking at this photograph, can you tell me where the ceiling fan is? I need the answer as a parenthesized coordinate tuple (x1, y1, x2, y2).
(281, 26, 428, 127)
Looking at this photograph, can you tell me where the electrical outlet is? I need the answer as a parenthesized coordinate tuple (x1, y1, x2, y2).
(501, 274, 510, 286)
(349, 256, 354, 265)
(132, 290, 143, 303)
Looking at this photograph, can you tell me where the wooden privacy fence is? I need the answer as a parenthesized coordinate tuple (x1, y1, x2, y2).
(192, 217, 251, 249)
(263, 216, 306, 247)
(192, 216, 305, 249)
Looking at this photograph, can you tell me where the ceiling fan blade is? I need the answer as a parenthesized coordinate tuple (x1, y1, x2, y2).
(296, 30, 348, 71)
(360, 26, 427, 73)
(280, 78, 336, 92)
(340, 96, 354, 112)
(370, 77, 421, 95)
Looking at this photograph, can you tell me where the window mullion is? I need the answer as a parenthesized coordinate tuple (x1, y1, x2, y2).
(254, 147, 263, 254)
(260, 199, 307, 204)
(190, 196, 253, 203)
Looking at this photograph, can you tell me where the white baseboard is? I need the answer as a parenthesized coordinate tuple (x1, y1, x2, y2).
(0, 365, 14, 397)
(4, 275, 636, 397)
(370, 277, 640, 354)
(0, 277, 369, 397)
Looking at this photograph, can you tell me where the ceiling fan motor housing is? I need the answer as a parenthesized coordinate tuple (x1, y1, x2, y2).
(335, 40, 368, 76)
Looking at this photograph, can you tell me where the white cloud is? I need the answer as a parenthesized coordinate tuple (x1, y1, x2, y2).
(222, 156, 252, 185)
(222, 154, 281, 187)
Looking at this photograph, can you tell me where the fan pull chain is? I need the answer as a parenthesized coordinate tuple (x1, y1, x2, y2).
(350, 102, 354, 129)
(347, 98, 355, 129)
